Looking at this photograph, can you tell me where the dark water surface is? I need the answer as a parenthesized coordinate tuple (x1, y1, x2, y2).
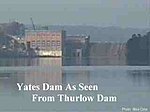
(0, 58, 149, 112)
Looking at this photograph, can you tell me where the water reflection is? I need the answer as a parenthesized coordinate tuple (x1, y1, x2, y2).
(1, 66, 150, 94)
(127, 70, 150, 87)
(0, 57, 127, 66)
(0, 58, 62, 66)
(62, 70, 90, 84)
(0, 57, 149, 111)
(0, 66, 150, 111)
(0, 58, 62, 95)
(63, 57, 126, 66)
(63, 57, 90, 66)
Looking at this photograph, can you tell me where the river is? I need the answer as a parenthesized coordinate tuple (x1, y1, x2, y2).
(0, 58, 149, 112)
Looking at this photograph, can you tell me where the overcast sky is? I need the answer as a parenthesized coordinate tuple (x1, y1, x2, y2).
(0, 0, 149, 28)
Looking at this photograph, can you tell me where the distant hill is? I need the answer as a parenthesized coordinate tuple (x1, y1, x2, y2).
(25, 25, 149, 43)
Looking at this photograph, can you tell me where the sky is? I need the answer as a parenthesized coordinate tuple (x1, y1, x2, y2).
(0, 0, 149, 28)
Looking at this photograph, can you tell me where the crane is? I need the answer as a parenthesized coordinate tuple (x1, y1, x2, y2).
(30, 17, 36, 31)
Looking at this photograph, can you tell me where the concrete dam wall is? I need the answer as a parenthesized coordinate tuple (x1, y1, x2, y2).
(89, 43, 127, 65)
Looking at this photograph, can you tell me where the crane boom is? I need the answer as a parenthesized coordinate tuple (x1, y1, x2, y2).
(30, 17, 36, 31)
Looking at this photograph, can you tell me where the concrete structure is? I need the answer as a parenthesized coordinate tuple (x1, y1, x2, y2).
(89, 42, 126, 65)
(25, 30, 66, 57)
(64, 35, 90, 57)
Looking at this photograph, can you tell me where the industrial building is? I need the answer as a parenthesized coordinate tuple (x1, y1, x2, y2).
(64, 35, 90, 57)
(24, 29, 90, 58)
(25, 30, 66, 57)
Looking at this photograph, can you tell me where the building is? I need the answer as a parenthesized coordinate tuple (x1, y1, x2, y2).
(64, 35, 90, 58)
(25, 30, 66, 57)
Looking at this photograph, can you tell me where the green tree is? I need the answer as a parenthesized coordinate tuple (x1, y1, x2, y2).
(0, 27, 5, 36)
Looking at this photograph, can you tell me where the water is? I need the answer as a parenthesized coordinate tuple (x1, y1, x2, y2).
(0, 58, 149, 112)
(0, 57, 126, 66)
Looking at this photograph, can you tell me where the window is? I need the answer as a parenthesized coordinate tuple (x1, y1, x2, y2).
(51, 40, 55, 46)
(36, 40, 40, 47)
(56, 34, 60, 36)
(51, 40, 56, 50)
(31, 41, 36, 47)
(52, 34, 55, 36)
(47, 41, 51, 47)
(42, 40, 45, 47)
(56, 41, 61, 50)
(56, 41, 61, 46)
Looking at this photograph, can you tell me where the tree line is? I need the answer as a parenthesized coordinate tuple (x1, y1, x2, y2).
(126, 32, 150, 65)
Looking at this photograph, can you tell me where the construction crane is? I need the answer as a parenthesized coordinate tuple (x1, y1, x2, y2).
(30, 17, 36, 31)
